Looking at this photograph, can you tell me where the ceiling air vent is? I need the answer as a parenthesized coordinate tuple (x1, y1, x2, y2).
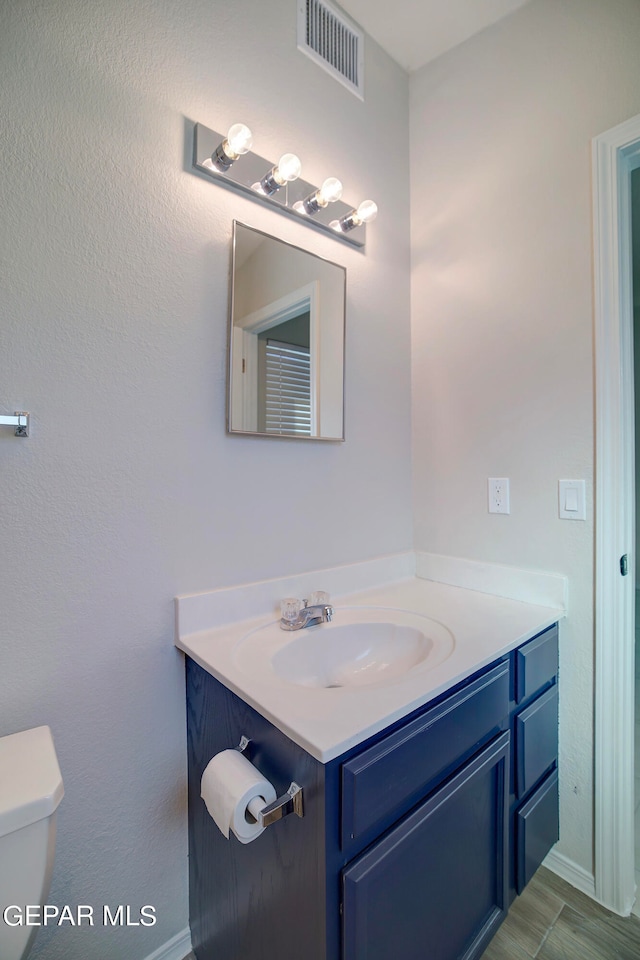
(298, 0, 364, 99)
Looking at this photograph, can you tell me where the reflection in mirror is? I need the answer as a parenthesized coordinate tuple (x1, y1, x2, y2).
(228, 222, 346, 441)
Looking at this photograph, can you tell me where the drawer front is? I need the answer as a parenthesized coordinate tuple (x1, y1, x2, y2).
(515, 684, 558, 799)
(516, 768, 559, 892)
(341, 660, 509, 848)
(515, 625, 558, 704)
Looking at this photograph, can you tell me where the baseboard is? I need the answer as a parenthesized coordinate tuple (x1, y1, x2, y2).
(544, 848, 639, 916)
(543, 848, 596, 899)
(142, 927, 192, 960)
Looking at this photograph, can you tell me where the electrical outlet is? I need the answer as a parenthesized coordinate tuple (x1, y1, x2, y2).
(488, 477, 510, 514)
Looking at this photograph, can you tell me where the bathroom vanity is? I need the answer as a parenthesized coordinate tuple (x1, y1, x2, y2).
(177, 573, 560, 960)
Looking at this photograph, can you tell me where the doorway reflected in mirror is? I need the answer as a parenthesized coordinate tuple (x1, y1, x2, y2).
(228, 222, 346, 441)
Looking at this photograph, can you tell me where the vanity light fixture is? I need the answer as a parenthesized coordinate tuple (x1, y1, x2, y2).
(255, 153, 302, 196)
(192, 121, 373, 247)
(293, 177, 343, 215)
(209, 123, 253, 173)
(330, 199, 378, 233)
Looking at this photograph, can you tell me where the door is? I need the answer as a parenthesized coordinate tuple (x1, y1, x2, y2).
(593, 114, 640, 914)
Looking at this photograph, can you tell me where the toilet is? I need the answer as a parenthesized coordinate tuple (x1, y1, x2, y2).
(0, 726, 64, 960)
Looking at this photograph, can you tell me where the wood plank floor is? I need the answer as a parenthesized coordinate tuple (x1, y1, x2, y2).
(481, 866, 640, 960)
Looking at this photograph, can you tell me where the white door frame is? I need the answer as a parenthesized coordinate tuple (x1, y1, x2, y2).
(593, 113, 640, 915)
(230, 282, 320, 434)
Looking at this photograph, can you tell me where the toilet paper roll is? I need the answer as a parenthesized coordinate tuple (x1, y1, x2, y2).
(201, 749, 277, 844)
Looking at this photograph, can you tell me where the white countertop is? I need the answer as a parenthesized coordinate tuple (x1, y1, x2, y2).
(176, 576, 562, 763)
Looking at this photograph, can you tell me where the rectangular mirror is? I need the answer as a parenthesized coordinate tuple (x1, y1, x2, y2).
(228, 222, 346, 441)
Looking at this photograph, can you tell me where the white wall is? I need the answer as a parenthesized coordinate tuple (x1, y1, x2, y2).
(0, 2, 411, 957)
(410, 0, 640, 877)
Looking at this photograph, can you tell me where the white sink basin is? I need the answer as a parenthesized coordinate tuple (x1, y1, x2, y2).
(232, 607, 455, 690)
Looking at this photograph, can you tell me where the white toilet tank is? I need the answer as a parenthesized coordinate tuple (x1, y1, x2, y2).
(0, 726, 64, 960)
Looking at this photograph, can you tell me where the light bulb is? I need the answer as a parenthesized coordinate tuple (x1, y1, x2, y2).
(318, 177, 343, 205)
(225, 123, 253, 158)
(298, 176, 343, 215)
(259, 153, 302, 196)
(211, 122, 253, 172)
(356, 199, 377, 224)
(333, 198, 378, 232)
(274, 153, 302, 184)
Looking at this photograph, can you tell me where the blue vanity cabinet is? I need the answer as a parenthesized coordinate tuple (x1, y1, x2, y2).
(186, 657, 330, 960)
(185, 622, 559, 960)
(509, 624, 559, 896)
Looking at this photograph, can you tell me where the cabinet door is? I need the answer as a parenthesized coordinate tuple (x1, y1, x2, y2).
(342, 733, 510, 960)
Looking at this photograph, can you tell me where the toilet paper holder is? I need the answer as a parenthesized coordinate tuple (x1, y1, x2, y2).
(236, 736, 304, 826)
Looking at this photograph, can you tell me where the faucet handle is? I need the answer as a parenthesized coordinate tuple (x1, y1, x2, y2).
(281, 597, 304, 623)
(308, 590, 330, 606)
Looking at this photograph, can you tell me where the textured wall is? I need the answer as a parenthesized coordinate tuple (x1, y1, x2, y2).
(0, 2, 411, 957)
(410, 0, 640, 876)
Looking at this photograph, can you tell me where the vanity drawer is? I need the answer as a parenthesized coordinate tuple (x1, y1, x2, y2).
(515, 684, 558, 799)
(516, 768, 559, 893)
(515, 625, 558, 704)
(341, 660, 510, 847)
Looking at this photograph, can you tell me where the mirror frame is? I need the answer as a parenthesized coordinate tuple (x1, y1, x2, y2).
(226, 221, 347, 442)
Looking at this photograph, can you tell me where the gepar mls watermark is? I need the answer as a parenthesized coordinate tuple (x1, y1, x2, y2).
(2, 904, 157, 927)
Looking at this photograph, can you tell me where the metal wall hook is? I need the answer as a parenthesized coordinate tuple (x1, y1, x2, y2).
(0, 412, 29, 438)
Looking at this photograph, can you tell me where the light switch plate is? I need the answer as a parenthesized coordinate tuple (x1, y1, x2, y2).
(558, 479, 586, 520)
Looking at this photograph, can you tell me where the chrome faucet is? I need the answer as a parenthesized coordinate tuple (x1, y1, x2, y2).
(280, 592, 334, 631)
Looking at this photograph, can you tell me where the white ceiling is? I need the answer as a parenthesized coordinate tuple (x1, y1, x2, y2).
(337, 0, 532, 73)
